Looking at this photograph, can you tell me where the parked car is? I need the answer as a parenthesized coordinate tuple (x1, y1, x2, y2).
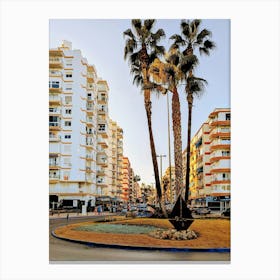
(221, 208, 230, 217)
(137, 210, 153, 218)
(194, 207, 211, 215)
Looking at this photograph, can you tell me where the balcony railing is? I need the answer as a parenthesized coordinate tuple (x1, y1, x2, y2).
(49, 95, 61, 102)
(49, 173, 60, 179)
(49, 122, 60, 127)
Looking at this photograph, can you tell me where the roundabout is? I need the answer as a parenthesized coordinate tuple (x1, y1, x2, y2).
(52, 217, 230, 252)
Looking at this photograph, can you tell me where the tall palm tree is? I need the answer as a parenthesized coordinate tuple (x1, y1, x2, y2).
(170, 19, 215, 201)
(123, 19, 167, 216)
(149, 49, 184, 200)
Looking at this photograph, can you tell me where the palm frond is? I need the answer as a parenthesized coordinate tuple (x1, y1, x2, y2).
(199, 47, 210, 56)
(204, 39, 216, 50)
(166, 53, 180, 66)
(132, 73, 143, 87)
(170, 34, 185, 45)
(128, 51, 140, 65)
(195, 28, 212, 45)
(132, 19, 142, 37)
(180, 54, 199, 73)
(123, 28, 135, 39)
(150, 29, 166, 45)
(181, 20, 191, 39)
(144, 19, 155, 32)
(124, 38, 137, 59)
(186, 76, 207, 97)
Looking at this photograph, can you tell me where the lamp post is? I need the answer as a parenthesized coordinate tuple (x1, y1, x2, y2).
(157, 154, 166, 204)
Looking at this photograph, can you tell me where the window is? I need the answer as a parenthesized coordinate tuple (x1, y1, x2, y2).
(65, 73, 72, 78)
(49, 116, 59, 123)
(65, 109, 72, 114)
(65, 121, 71, 127)
(64, 134, 71, 139)
(222, 173, 230, 180)
(49, 81, 60, 88)
(225, 113, 231, 120)
(222, 151, 230, 156)
(65, 96, 72, 104)
(98, 124, 106, 131)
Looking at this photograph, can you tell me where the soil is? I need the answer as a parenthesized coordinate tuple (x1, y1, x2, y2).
(54, 218, 230, 249)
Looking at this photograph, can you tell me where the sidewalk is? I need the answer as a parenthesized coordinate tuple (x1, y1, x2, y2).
(49, 211, 116, 219)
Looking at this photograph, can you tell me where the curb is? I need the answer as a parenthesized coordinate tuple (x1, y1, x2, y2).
(51, 227, 230, 253)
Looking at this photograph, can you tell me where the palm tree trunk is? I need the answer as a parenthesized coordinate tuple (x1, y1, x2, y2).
(171, 86, 183, 199)
(185, 93, 193, 202)
(144, 90, 167, 217)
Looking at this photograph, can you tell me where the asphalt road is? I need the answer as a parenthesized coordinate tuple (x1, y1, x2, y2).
(49, 216, 230, 262)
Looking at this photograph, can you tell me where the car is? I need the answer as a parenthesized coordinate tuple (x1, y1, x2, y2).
(194, 207, 211, 215)
(221, 208, 230, 217)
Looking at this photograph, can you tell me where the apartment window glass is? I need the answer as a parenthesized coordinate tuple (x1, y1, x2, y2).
(222, 150, 230, 156)
(65, 73, 72, 78)
(64, 134, 71, 139)
(65, 96, 72, 104)
(65, 121, 71, 127)
(65, 109, 72, 114)
(225, 113, 231, 120)
(49, 81, 60, 88)
(49, 116, 59, 124)
(98, 124, 106, 131)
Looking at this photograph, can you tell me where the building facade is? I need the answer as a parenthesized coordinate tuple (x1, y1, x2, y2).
(183, 108, 231, 211)
(49, 41, 125, 212)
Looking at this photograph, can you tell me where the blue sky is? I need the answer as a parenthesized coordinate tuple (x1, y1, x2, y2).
(49, 19, 230, 185)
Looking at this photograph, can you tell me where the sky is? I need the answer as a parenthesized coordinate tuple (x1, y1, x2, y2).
(49, 19, 230, 185)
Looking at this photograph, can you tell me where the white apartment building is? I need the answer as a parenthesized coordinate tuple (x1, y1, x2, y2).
(49, 40, 122, 212)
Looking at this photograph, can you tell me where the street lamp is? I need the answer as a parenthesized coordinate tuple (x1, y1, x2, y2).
(156, 154, 166, 184)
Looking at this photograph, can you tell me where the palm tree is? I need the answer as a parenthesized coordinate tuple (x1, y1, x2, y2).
(149, 49, 184, 200)
(123, 19, 167, 216)
(170, 19, 215, 201)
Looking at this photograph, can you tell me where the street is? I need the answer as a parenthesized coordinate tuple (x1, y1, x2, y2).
(49, 216, 230, 262)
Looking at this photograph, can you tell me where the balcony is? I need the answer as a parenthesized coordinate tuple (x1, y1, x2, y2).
(49, 122, 61, 131)
(49, 58, 63, 69)
(98, 97, 107, 105)
(85, 139, 94, 148)
(86, 154, 94, 161)
(98, 107, 108, 115)
(49, 70, 62, 77)
(49, 160, 60, 169)
(209, 120, 230, 127)
(97, 168, 106, 176)
(49, 95, 61, 105)
(97, 137, 108, 148)
(97, 157, 108, 167)
(98, 127, 108, 138)
(49, 107, 61, 115)
(86, 105, 94, 116)
(49, 133, 60, 142)
(49, 172, 60, 182)
(97, 146, 107, 156)
(97, 177, 107, 186)
(85, 167, 92, 173)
